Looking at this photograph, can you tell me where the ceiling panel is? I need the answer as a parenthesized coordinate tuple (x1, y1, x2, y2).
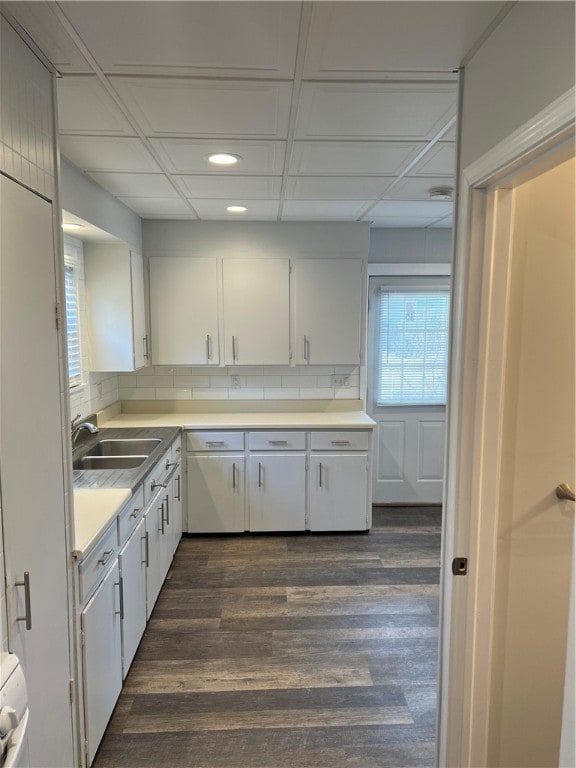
(58, 136, 159, 172)
(111, 78, 293, 138)
(296, 82, 457, 140)
(61, 2, 300, 78)
(407, 142, 456, 177)
(304, 2, 506, 77)
(282, 200, 373, 220)
(189, 199, 279, 220)
(179, 176, 282, 200)
(57, 77, 134, 135)
(289, 141, 425, 176)
(369, 200, 453, 218)
(150, 139, 286, 175)
(385, 176, 455, 200)
(87, 172, 179, 198)
(117, 197, 194, 217)
(369, 216, 442, 228)
(286, 176, 395, 200)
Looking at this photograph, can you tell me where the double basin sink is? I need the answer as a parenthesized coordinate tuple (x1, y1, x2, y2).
(73, 438, 161, 471)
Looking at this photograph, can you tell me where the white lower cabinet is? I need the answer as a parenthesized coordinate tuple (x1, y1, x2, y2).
(144, 491, 165, 620)
(248, 453, 306, 532)
(187, 454, 245, 532)
(170, 462, 183, 555)
(118, 518, 147, 677)
(81, 562, 123, 767)
(309, 454, 369, 531)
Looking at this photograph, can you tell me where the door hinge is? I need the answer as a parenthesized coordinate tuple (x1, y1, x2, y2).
(452, 557, 468, 576)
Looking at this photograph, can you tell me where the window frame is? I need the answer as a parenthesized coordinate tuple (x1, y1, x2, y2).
(63, 237, 84, 390)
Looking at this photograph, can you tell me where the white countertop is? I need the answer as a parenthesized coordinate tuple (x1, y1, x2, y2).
(73, 488, 132, 559)
(99, 411, 376, 430)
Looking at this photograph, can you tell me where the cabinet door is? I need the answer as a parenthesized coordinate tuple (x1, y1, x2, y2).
(186, 455, 245, 533)
(294, 259, 363, 365)
(248, 454, 306, 531)
(171, 463, 183, 556)
(158, 488, 174, 581)
(131, 251, 148, 369)
(81, 562, 123, 766)
(118, 519, 147, 678)
(150, 257, 219, 365)
(144, 495, 164, 619)
(223, 259, 290, 365)
(309, 454, 369, 531)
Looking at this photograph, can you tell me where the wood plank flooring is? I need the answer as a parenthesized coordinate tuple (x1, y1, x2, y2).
(93, 507, 441, 768)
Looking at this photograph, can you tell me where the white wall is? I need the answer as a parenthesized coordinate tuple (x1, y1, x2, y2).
(460, 1, 575, 169)
(369, 228, 452, 263)
(60, 157, 142, 252)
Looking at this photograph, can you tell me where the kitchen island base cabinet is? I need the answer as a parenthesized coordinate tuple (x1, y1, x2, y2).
(248, 454, 306, 532)
(187, 454, 245, 533)
(309, 454, 369, 531)
(118, 518, 147, 677)
(81, 562, 123, 767)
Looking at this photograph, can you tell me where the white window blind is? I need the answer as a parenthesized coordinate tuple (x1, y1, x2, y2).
(64, 261, 82, 388)
(375, 289, 450, 406)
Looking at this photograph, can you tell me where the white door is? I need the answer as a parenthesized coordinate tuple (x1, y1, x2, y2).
(248, 454, 306, 531)
(118, 519, 147, 677)
(186, 455, 245, 532)
(367, 276, 449, 504)
(149, 257, 219, 365)
(130, 251, 148, 369)
(81, 562, 123, 766)
(0, 176, 75, 767)
(222, 259, 290, 365)
(309, 454, 369, 530)
(294, 259, 363, 365)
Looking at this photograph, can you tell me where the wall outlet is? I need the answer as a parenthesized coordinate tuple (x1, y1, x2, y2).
(231, 375, 241, 389)
(332, 374, 350, 388)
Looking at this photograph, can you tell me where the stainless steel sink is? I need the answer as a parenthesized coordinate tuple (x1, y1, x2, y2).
(74, 455, 148, 470)
(85, 438, 161, 457)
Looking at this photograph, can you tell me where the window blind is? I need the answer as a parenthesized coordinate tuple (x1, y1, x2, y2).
(375, 289, 450, 406)
(64, 262, 82, 388)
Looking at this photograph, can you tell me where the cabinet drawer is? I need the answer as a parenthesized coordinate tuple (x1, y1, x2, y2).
(143, 447, 173, 504)
(79, 522, 118, 603)
(117, 486, 145, 546)
(310, 431, 370, 451)
(186, 431, 244, 452)
(248, 431, 306, 451)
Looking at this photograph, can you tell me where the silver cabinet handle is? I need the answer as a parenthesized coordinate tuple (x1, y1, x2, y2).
(151, 479, 167, 492)
(164, 494, 170, 526)
(258, 462, 263, 488)
(176, 474, 181, 502)
(130, 506, 141, 519)
(206, 441, 225, 447)
(98, 550, 113, 566)
(15, 571, 32, 631)
(232, 462, 236, 490)
(556, 483, 575, 501)
(165, 459, 177, 470)
(232, 335, 238, 362)
(114, 578, 124, 620)
(143, 531, 150, 567)
(304, 335, 310, 362)
(206, 334, 212, 361)
(159, 501, 165, 534)
(319, 462, 323, 488)
(330, 440, 351, 446)
(143, 335, 149, 361)
(269, 440, 288, 446)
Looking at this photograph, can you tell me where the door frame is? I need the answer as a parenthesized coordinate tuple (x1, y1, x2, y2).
(438, 86, 575, 767)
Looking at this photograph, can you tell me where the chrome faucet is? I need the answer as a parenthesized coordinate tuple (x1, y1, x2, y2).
(71, 414, 99, 445)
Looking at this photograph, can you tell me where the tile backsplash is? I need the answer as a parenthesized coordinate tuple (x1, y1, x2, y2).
(118, 365, 361, 402)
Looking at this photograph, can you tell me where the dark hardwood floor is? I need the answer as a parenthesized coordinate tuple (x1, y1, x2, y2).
(93, 507, 441, 768)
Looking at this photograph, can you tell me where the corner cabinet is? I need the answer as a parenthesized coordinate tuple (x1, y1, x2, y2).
(149, 257, 219, 365)
(84, 243, 148, 372)
(294, 259, 363, 365)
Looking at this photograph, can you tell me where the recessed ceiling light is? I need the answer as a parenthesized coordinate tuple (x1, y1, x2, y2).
(429, 187, 453, 201)
(226, 205, 247, 214)
(62, 222, 84, 231)
(208, 153, 241, 166)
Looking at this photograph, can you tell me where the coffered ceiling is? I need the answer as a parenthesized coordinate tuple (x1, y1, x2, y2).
(4, 1, 512, 227)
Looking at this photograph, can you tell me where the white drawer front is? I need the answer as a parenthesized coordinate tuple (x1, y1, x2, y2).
(117, 486, 145, 546)
(187, 431, 244, 452)
(79, 522, 118, 603)
(310, 430, 370, 451)
(248, 431, 306, 451)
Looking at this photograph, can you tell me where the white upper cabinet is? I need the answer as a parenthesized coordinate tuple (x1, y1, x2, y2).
(84, 243, 148, 371)
(222, 258, 290, 365)
(150, 257, 219, 365)
(294, 258, 363, 365)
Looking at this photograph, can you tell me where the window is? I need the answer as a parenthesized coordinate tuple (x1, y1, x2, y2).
(374, 289, 450, 406)
(63, 244, 83, 389)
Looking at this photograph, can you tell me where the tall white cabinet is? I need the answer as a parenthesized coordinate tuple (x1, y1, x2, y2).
(84, 244, 148, 371)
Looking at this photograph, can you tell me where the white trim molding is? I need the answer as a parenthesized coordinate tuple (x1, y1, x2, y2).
(368, 262, 451, 277)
